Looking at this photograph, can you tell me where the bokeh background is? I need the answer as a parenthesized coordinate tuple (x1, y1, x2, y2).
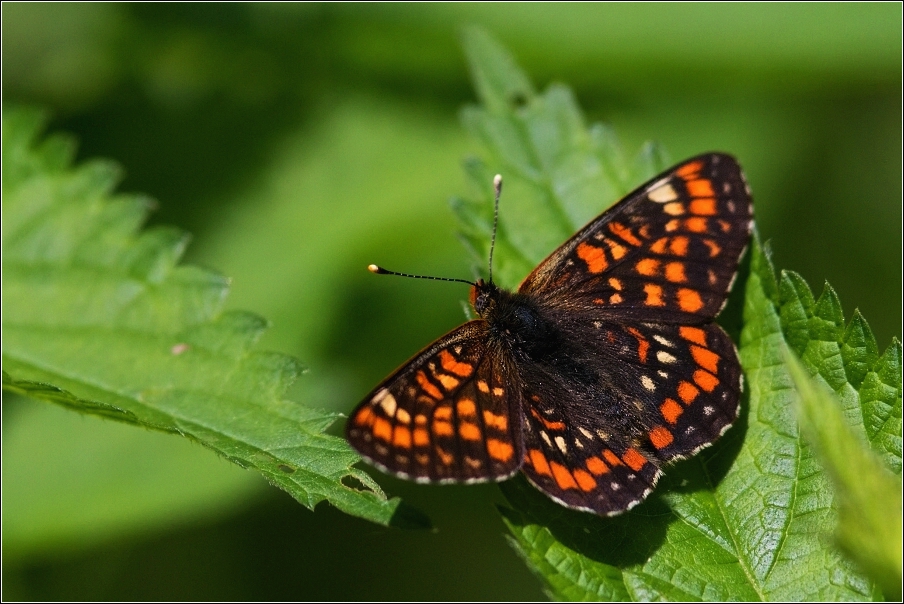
(3, 4, 900, 600)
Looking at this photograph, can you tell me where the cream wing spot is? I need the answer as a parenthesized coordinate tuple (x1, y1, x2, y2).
(653, 335, 674, 347)
(647, 182, 678, 202)
(554, 436, 568, 454)
(657, 350, 677, 364)
(373, 388, 398, 417)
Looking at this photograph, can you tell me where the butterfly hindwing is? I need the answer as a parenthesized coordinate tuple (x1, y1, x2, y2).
(520, 153, 752, 325)
(346, 321, 523, 483)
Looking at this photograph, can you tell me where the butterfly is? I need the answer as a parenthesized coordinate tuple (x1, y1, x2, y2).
(346, 153, 753, 516)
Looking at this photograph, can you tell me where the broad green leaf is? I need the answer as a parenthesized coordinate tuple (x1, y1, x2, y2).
(456, 30, 901, 601)
(1, 108, 427, 529)
(453, 28, 668, 289)
(788, 352, 902, 600)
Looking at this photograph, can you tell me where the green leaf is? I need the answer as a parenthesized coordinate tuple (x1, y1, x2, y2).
(1, 108, 427, 529)
(454, 27, 663, 289)
(456, 30, 902, 601)
(788, 351, 903, 600)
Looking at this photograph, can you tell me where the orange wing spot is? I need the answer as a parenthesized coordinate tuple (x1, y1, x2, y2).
(373, 418, 392, 442)
(687, 178, 715, 198)
(576, 242, 608, 273)
(626, 327, 650, 363)
(416, 371, 443, 400)
(651, 237, 668, 254)
(670, 236, 689, 256)
(531, 408, 566, 431)
(609, 222, 642, 246)
(603, 450, 624, 467)
(483, 410, 508, 431)
(685, 217, 708, 233)
(393, 426, 412, 448)
(434, 406, 453, 420)
(354, 407, 375, 426)
(691, 345, 720, 373)
(694, 369, 720, 392)
(663, 202, 685, 216)
(573, 468, 598, 492)
(644, 283, 665, 307)
(477, 380, 490, 393)
(457, 398, 477, 416)
(622, 448, 647, 471)
(690, 198, 717, 215)
(459, 422, 481, 441)
(678, 381, 700, 404)
(608, 278, 623, 290)
(529, 449, 552, 476)
(415, 414, 428, 425)
(638, 224, 652, 239)
(413, 428, 430, 446)
(435, 446, 454, 466)
(487, 438, 514, 462)
(703, 239, 722, 257)
(607, 240, 628, 260)
(415, 453, 429, 465)
(677, 288, 704, 312)
(636, 258, 660, 276)
(665, 219, 680, 232)
(594, 298, 606, 305)
(433, 421, 454, 436)
(609, 294, 623, 304)
(679, 326, 708, 346)
(661, 398, 683, 424)
(676, 161, 704, 178)
(436, 373, 460, 390)
(718, 219, 732, 233)
(665, 262, 687, 283)
(649, 426, 674, 449)
(439, 349, 474, 377)
(586, 456, 609, 475)
(550, 462, 579, 490)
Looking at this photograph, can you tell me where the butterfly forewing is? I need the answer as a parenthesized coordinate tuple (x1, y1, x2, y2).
(346, 321, 523, 483)
(520, 153, 752, 325)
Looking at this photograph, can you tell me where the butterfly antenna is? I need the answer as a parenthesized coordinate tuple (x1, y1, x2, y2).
(367, 264, 475, 286)
(488, 174, 502, 284)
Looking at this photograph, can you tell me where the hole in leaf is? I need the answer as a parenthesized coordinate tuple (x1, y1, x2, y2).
(341, 474, 374, 494)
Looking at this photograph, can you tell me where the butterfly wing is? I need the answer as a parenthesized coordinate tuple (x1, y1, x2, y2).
(517, 320, 742, 515)
(513, 153, 750, 514)
(346, 321, 524, 483)
(519, 153, 753, 324)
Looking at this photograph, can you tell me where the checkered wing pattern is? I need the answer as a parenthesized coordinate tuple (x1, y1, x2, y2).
(521, 153, 752, 325)
(518, 321, 742, 515)
(346, 322, 523, 483)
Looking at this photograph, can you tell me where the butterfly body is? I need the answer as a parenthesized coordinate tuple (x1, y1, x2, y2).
(348, 153, 752, 515)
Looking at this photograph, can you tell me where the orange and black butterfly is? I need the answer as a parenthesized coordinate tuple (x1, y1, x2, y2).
(346, 153, 753, 515)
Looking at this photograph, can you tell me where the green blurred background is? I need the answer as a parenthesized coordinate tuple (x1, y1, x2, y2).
(2, 4, 900, 600)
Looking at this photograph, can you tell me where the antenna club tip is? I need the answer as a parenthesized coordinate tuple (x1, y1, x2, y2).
(367, 264, 384, 274)
(493, 174, 503, 189)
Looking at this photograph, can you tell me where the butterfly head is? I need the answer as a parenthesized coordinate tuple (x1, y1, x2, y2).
(470, 278, 500, 318)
